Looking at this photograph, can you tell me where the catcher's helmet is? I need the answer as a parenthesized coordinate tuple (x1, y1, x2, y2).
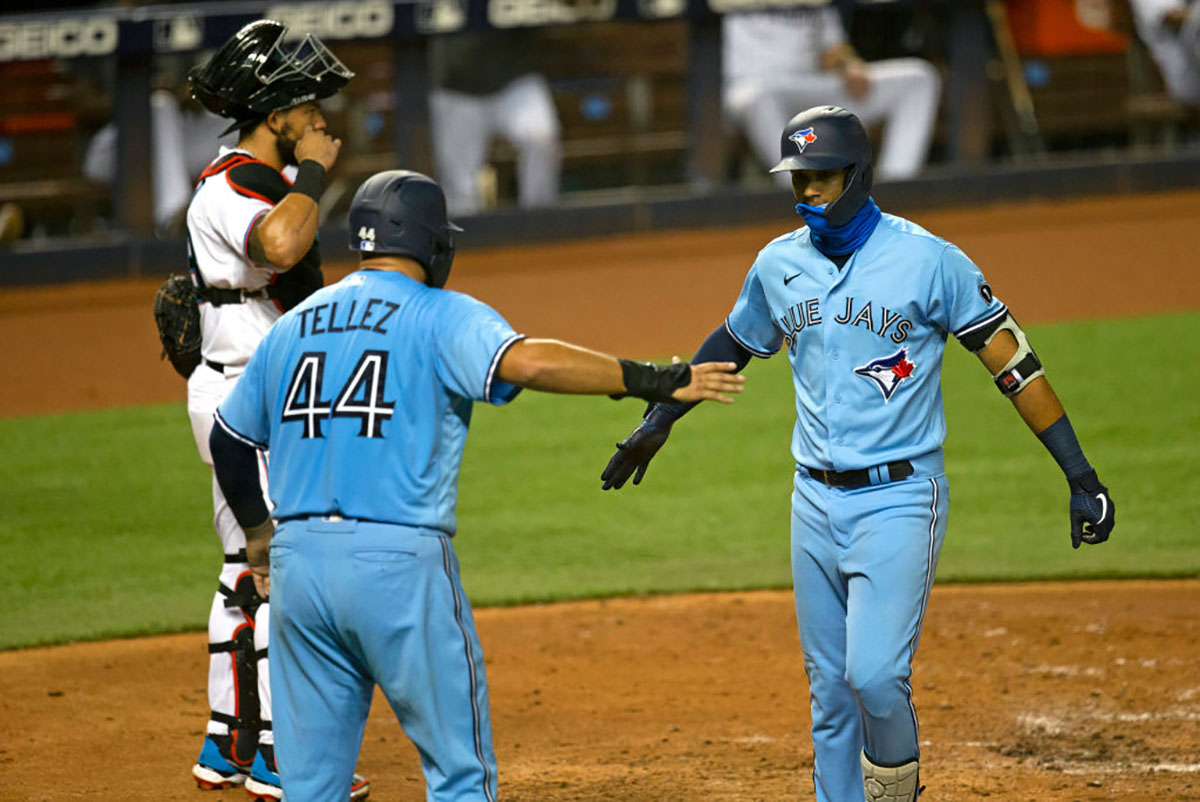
(348, 171, 463, 290)
(188, 20, 354, 136)
(770, 106, 873, 227)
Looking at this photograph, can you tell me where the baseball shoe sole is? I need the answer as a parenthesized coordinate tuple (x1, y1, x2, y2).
(193, 762, 247, 790)
(242, 772, 369, 800)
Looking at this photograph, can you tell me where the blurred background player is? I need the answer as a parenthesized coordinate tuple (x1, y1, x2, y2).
(208, 169, 744, 800)
(722, 5, 941, 186)
(601, 106, 1115, 801)
(180, 19, 369, 800)
(427, 29, 562, 215)
(1128, 0, 1200, 108)
(82, 65, 234, 235)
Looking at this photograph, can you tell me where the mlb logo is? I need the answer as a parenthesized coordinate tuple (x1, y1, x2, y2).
(789, 127, 818, 153)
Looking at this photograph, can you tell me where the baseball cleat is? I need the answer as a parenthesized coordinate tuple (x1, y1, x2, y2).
(243, 747, 370, 801)
(193, 736, 247, 789)
(350, 773, 371, 801)
(245, 749, 282, 801)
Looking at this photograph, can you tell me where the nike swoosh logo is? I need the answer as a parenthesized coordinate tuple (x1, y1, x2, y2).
(784, 272, 804, 285)
(1096, 493, 1108, 523)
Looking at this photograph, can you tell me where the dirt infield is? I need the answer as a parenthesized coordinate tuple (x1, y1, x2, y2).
(3, 191, 1199, 800)
(3, 584, 1199, 801)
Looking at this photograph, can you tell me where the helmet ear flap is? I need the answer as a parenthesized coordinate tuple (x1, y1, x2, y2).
(424, 228, 456, 289)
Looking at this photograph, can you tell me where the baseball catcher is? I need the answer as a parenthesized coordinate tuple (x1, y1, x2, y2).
(176, 19, 368, 801)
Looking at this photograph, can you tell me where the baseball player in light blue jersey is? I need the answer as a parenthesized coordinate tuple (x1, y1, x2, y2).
(601, 106, 1115, 802)
(207, 170, 744, 802)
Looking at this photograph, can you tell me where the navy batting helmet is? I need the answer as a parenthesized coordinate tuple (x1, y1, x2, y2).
(188, 20, 354, 136)
(348, 171, 463, 289)
(770, 106, 873, 227)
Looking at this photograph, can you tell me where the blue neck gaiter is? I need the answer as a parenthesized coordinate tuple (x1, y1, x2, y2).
(795, 197, 882, 257)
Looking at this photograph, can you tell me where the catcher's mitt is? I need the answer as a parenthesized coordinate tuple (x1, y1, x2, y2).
(153, 274, 202, 379)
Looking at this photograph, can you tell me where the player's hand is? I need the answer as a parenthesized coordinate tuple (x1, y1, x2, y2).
(670, 358, 745, 404)
(251, 566, 270, 599)
(244, 519, 274, 596)
(840, 60, 872, 100)
(294, 125, 342, 171)
(601, 419, 672, 490)
(1067, 469, 1114, 548)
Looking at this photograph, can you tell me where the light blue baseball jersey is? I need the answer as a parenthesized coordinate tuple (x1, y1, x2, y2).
(726, 213, 1006, 472)
(215, 269, 523, 533)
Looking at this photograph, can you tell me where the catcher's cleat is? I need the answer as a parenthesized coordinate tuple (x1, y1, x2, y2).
(193, 736, 247, 790)
(244, 749, 281, 801)
(244, 746, 370, 801)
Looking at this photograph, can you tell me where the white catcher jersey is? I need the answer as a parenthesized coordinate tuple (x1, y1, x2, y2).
(186, 146, 300, 368)
(726, 213, 1008, 472)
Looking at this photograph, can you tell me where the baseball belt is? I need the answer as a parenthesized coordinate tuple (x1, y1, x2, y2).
(200, 287, 270, 306)
(804, 460, 914, 489)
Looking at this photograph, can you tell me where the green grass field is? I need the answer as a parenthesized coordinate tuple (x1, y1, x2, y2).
(1, 311, 1196, 650)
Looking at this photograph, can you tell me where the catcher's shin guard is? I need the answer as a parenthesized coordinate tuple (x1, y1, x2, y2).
(862, 751, 922, 801)
(208, 621, 261, 768)
(221, 569, 265, 620)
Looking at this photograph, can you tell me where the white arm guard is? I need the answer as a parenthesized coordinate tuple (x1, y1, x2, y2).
(955, 311, 1044, 397)
(988, 316, 1044, 396)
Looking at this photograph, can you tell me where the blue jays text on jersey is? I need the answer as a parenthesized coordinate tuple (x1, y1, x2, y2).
(726, 212, 1006, 473)
(777, 295, 915, 346)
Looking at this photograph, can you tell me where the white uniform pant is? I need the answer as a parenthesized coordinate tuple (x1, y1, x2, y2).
(724, 58, 942, 184)
(430, 74, 562, 215)
(187, 363, 274, 752)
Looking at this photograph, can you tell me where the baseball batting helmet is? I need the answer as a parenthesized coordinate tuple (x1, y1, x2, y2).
(188, 20, 354, 136)
(348, 171, 463, 290)
(770, 106, 873, 227)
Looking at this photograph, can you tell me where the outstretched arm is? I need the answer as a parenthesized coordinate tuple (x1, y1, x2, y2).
(976, 328, 1114, 548)
(601, 323, 757, 490)
(497, 338, 745, 404)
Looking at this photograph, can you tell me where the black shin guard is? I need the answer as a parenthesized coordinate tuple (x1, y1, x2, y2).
(208, 624, 261, 769)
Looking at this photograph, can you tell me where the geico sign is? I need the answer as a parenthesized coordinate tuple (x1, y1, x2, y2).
(0, 17, 118, 62)
(266, 1, 394, 39)
(488, 0, 617, 28)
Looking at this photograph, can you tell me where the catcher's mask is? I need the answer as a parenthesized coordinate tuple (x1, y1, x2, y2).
(348, 170, 463, 290)
(771, 105, 873, 227)
(188, 20, 354, 136)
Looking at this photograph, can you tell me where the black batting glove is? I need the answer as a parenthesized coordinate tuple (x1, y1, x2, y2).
(1067, 469, 1115, 549)
(601, 419, 672, 490)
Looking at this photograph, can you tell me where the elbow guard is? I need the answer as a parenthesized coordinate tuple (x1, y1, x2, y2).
(957, 311, 1044, 397)
(994, 344, 1044, 397)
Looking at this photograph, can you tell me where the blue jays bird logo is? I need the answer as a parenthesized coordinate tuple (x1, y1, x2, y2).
(789, 127, 817, 153)
(854, 348, 916, 402)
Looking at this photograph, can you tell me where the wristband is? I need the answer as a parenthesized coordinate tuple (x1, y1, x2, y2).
(645, 401, 688, 427)
(1067, 468, 1103, 495)
(611, 359, 691, 403)
(290, 160, 326, 203)
(1036, 414, 1092, 480)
